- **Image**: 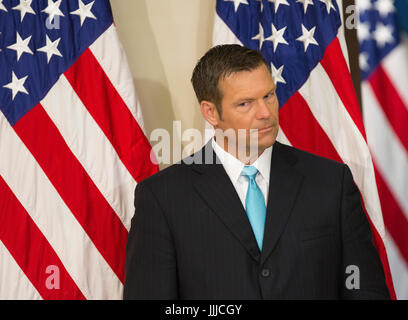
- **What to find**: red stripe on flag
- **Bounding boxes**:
[320,38,367,141]
[13,105,128,283]
[64,49,158,183]
[279,92,343,163]
[0,176,86,300]
[373,161,408,266]
[320,39,397,299]
[368,66,408,153]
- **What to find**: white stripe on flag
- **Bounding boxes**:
[298,63,385,240]
[0,240,42,300]
[386,235,408,299]
[382,39,408,108]
[0,112,122,300]
[213,14,242,46]
[41,75,136,230]
[276,127,292,146]
[336,4,351,71]
[90,24,146,134]
[362,82,408,217]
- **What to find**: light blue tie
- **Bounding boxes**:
[241,166,266,250]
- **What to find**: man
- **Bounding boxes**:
[124,44,390,299]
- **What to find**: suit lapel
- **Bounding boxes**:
[260,141,304,265]
[191,143,261,263]
[190,141,304,265]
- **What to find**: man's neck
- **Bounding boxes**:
[214,138,264,165]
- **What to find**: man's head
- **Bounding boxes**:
[191,44,279,157]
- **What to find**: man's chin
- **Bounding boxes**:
[256,135,276,150]
[243,140,274,158]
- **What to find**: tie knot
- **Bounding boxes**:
[241,165,258,179]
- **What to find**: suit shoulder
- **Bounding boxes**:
[276,141,345,173]
[138,144,211,188]
[137,161,191,189]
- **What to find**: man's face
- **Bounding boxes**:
[215,64,279,155]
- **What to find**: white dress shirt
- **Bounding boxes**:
[211,138,272,209]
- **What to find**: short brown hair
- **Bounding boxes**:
[191,44,270,117]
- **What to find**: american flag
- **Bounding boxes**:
[213,0,396,298]
[357,0,408,299]
[0,0,157,299]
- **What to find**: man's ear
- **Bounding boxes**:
[200,101,221,127]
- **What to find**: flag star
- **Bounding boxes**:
[269,0,290,13]
[70,0,97,26]
[12,0,35,22]
[297,0,314,14]
[356,0,372,12]
[0,0,7,12]
[42,0,64,23]
[271,63,286,85]
[223,0,249,12]
[373,22,394,47]
[357,21,371,42]
[252,23,265,50]
[319,0,336,14]
[374,0,395,17]
[3,72,29,100]
[37,35,63,63]
[297,24,319,51]
[265,24,288,52]
[359,52,369,71]
[7,32,34,61]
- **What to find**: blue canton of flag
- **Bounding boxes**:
[357,0,400,80]
[216,0,341,107]
[0,0,113,126]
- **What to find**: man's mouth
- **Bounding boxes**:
[257,125,273,133]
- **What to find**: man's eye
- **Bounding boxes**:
[265,92,275,99]
[238,102,249,107]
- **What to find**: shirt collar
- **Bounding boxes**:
[252,144,272,182]
[211,138,273,183]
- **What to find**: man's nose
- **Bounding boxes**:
[256,99,272,119]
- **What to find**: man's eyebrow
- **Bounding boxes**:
[265,88,276,95]
[234,88,276,102]
[235,97,255,104]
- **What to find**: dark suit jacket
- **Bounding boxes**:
[124,141,390,299]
